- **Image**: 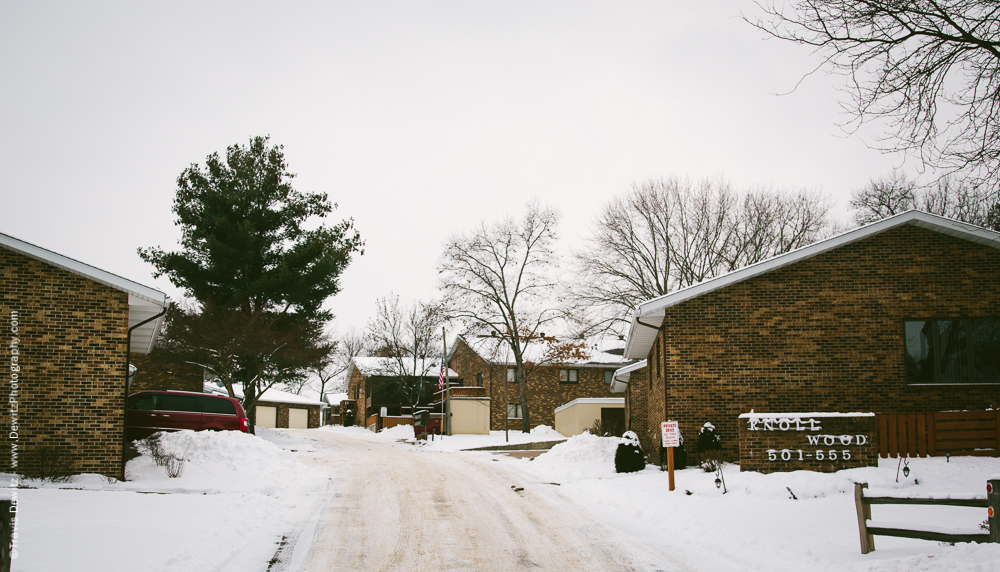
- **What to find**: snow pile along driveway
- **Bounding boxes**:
[13,430,326,572]
[126,429,313,495]
[499,432,1000,572]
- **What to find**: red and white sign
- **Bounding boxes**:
[661,421,680,447]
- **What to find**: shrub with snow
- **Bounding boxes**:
[615,431,646,473]
[695,422,723,472]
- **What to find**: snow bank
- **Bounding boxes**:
[16,430,327,572]
[376,424,415,440]
[523,432,635,482]
[534,432,619,465]
[497,450,1000,572]
[125,430,321,495]
[844,543,1000,572]
[529,424,564,438]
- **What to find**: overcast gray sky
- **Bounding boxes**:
[1,1,906,333]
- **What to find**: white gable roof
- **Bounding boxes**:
[0,231,167,354]
[623,210,1000,359]
[351,356,459,379]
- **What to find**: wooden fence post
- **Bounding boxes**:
[854,482,874,554]
[989,479,999,544]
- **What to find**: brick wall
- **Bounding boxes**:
[637,225,1000,463]
[451,337,621,432]
[130,350,203,393]
[0,247,129,478]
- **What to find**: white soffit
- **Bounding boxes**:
[623,210,1000,360]
[0,231,167,355]
[610,359,647,393]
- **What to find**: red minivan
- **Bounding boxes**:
[126,390,249,440]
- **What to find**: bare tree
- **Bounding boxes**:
[848,171,919,225]
[748,1,1000,187]
[301,327,370,403]
[850,172,1000,229]
[439,202,562,432]
[365,294,446,414]
[572,177,832,333]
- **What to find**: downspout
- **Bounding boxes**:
[120,307,166,481]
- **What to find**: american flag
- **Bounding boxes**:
[438,359,446,390]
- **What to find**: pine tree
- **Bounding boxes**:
[139,136,362,431]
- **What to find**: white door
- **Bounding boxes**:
[256,406,277,428]
[289,408,309,429]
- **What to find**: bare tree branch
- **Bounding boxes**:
[748,1,1000,188]
[439,202,563,432]
[570,177,832,334]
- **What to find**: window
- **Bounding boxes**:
[559,369,578,383]
[128,394,157,411]
[160,394,199,412]
[507,368,516,382]
[507,403,523,418]
[200,395,236,415]
[604,370,614,385]
[905,319,1000,384]
[476,372,484,387]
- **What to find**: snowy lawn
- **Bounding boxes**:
[496,432,1000,572]
[9,429,327,572]
[317,422,567,452]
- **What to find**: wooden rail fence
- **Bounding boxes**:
[854,481,999,554]
[876,411,1000,458]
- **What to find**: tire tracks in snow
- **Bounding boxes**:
[279,430,694,572]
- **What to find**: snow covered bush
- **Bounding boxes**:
[695,422,723,472]
[615,431,646,473]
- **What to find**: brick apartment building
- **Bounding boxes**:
[615,211,1000,460]
[450,335,633,432]
[0,231,167,478]
[346,357,460,420]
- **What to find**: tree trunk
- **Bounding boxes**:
[518,363,530,433]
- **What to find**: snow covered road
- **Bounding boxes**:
[278,429,685,572]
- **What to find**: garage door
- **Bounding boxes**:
[256,406,277,428]
[289,408,309,429]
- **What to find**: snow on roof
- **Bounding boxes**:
[257,387,326,406]
[554,397,624,414]
[0,230,168,354]
[462,335,633,367]
[624,210,1000,359]
[324,392,348,406]
[202,382,324,406]
[351,357,459,378]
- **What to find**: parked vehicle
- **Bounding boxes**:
[126,390,249,440]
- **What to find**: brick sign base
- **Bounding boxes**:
[739,412,877,473]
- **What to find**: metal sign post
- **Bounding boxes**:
[661,420,680,491]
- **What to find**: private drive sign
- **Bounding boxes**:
[737,411,877,473]
[661,421,680,447]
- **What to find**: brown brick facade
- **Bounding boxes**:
[130,350,203,393]
[451,337,621,432]
[631,225,1000,464]
[0,247,129,477]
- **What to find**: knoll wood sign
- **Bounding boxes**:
[738,412,877,473]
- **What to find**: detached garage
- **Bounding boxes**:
[555,398,625,437]
[251,388,324,430]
